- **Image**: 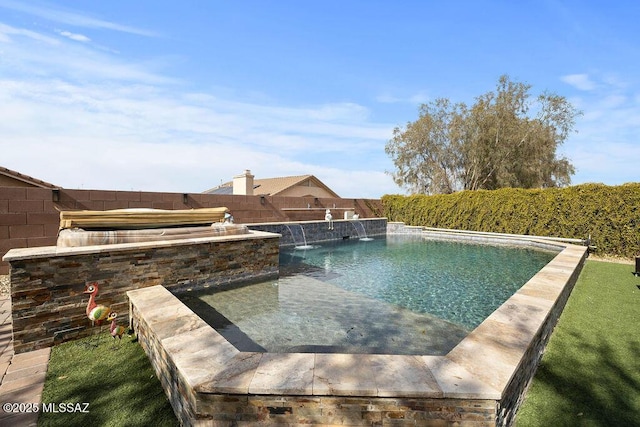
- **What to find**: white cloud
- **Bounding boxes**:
[599,94,626,109]
[311,169,399,198]
[562,83,640,185]
[0,20,400,198]
[568,139,640,184]
[561,73,597,91]
[0,22,174,84]
[376,90,429,105]
[58,30,90,43]
[408,92,429,104]
[0,0,157,37]
[0,22,60,45]
[375,93,401,104]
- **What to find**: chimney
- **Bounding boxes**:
[233,170,254,195]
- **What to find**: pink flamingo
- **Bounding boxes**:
[83,282,111,342]
[107,312,127,340]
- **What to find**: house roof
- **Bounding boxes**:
[0,166,59,189]
[204,174,340,198]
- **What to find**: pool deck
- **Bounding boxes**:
[0,295,50,427]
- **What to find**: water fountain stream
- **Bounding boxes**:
[351,220,373,241]
[284,224,314,249]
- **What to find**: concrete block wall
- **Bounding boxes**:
[0,186,384,274]
[0,187,60,274]
[4,232,279,353]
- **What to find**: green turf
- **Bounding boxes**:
[515,260,640,427]
[39,331,178,426]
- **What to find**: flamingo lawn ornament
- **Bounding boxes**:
[325,209,333,230]
[107,312,127,346]
[84,282,111,343]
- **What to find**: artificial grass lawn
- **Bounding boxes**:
[39,332,178,426]
[515,260,640,427]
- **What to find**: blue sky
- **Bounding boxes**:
[1,1,638,198]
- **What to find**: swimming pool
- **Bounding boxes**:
[179,235,558,355]
[129,225,588,426]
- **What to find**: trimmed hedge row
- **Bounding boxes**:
[381,183,640,258]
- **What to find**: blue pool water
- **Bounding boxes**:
[179,235,558,355]
[280,235,557,329]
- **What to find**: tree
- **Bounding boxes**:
[385,75,580,194]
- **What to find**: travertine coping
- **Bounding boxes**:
[127,239,587,401]
[2,230,277,262]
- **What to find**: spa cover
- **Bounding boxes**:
[59,207,229,230]
[57,223,249,247]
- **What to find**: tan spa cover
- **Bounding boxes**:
[59,207,229,230]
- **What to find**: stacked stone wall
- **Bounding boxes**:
[496,251,587,426]
[5,233,279,353]
[130,292,498,426]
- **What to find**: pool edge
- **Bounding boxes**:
[128,232,588,426]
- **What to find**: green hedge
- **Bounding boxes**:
[382,183,640,258]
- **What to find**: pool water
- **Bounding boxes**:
[179,235,558,355]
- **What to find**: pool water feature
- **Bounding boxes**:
[179,236,557,356]
[350,219,373,240]
[284,223,314,250]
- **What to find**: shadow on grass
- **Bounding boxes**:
[519,333,640,426]
[516,260,640,427]
[39,333,178,427]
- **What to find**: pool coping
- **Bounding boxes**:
[2,229,278,262]
[127,233,588,404]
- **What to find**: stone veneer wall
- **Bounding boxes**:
[4,231,279,353]
[248,218,387,246]
[495,251,585,426]
[129,287,498,427]
[193,395,496,426]
[386,221,424,235]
